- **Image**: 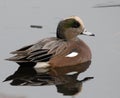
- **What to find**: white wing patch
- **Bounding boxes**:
[34,62,50,68]
[34,62,50,73]
[65,52,78,57]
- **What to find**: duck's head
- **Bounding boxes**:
[57,16,95,40]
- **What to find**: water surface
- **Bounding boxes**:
[0,0,120,98]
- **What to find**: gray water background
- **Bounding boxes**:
[0,0,120,98]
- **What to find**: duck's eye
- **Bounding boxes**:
[72,21,80,28]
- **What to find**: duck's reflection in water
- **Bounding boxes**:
[4,61,93,96]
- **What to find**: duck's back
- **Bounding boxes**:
[7,37,91,67]
[7,37,66,63]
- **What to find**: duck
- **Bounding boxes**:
[7,16,94,68]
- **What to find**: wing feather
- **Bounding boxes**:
[6,37,67,64]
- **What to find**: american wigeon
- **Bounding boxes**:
[7,16,94,68]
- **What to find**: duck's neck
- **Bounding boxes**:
[57,31,78,41]
[57,31,65,39]
[57,25,78,40]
